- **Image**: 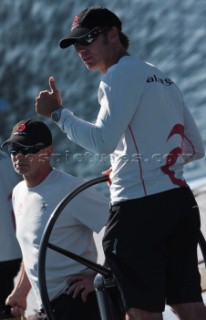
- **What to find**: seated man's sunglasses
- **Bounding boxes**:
[7,143,45,155]
[73,28,105,47]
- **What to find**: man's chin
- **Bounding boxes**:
[84,62,98,71]
[15,165,27,175]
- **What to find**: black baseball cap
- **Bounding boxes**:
[59,7,122,49]
[1,118,52,147]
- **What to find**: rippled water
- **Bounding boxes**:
[0,0,206,182]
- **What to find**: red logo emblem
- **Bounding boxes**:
[72,15,79,28]
[16,123,26,132]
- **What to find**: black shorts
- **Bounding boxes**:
[40,291,100,320]
[103,187,202,313]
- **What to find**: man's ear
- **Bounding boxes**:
[108,27,119,43]
[47,145,53,155]
[42,145,53,160]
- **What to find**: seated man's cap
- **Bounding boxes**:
[59,7,122,49]
[1,118,52,147]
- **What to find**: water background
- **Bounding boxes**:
[0,0,206,184]
[2,2,206,318]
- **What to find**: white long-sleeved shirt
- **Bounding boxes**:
[57,56,205,204]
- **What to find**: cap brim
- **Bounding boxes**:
[1,141,9,147]
[59,26,91,49]
[1,136,37,148]
[59,38,76,48]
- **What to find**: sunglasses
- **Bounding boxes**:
[7,144,45,156]
[73,28,105,47]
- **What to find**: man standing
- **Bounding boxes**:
[35,7,206,320]
[2,118,109,320]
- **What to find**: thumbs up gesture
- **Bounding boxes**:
[35,76,63,118]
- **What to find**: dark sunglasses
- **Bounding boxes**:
[7,144,45,155]
[73,28,105,47]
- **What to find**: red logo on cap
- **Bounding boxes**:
[17,123,26,132]
[72,15,79,27]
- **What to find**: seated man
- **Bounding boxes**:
[2,118,109,320]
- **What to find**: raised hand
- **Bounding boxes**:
[35,76,63,118]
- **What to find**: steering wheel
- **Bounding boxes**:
[38,175,111,320]
[38,175,206,320]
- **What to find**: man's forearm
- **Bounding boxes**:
[15,261,31,296]
[6,261,31,311]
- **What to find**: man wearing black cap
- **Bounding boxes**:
[2,118,109,320]
[35,6,206,320]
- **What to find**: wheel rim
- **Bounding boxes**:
[38,176,109,320]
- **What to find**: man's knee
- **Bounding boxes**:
[171,301,206,320]
[125,307,163,320]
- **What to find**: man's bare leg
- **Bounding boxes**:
[171,301,206,320]
[125,307,163,320]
